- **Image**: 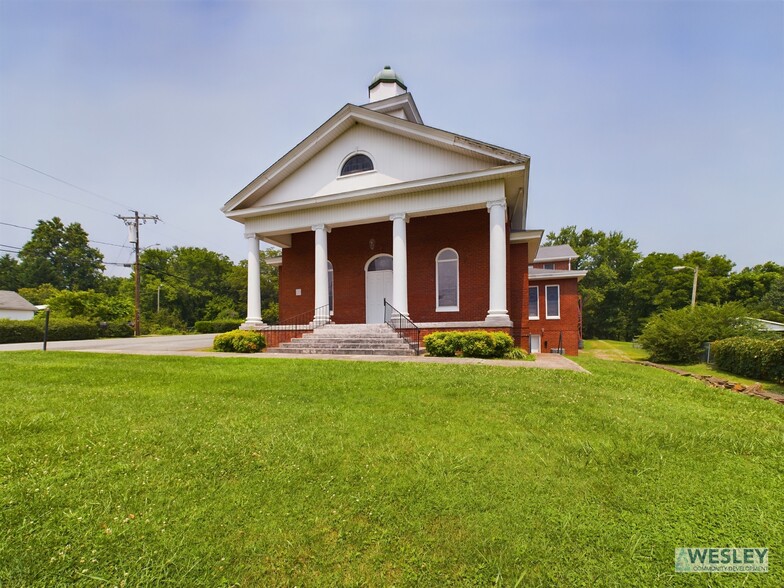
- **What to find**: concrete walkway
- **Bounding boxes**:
[0,334,589,372]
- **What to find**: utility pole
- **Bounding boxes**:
[117,211,160,336]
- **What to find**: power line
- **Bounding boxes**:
[0,220,131,249]
[0,248,20,255]
[0,221,34,231]
[0,177,118,217]
[0,243,22,250]
[0,153,133,211]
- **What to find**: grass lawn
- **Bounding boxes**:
[581,340,784,394]
[1,352,782,586]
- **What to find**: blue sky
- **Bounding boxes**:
[1,0,782,275]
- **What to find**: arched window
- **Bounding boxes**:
[436,248,459,311]
[340,153,374,176]
[327,260,334,314]
[367,254,393,272]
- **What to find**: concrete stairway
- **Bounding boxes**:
[267,323,417,356]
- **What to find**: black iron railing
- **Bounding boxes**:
[384,299,420,355]
[273,304,331,330]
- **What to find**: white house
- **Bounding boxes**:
[0,290,37,321]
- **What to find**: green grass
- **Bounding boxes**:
[1,352,782,586]
[581,339,649,362]
[582,339,784,394]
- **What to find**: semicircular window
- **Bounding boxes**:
[340,154,374,176]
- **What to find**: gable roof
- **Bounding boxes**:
[534,244,579,263]
[0,290,37,312]
[222,100,528,214]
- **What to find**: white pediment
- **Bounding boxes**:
[244,123,497,209]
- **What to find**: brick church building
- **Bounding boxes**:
[222,67,585,355]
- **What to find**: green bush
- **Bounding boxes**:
[99,321,134,339]
[213,330,267,353]
[0,319,43,343]
[504,348,532,360]
[0,318,102,343]
[712,337,784,384]
[638,303,756,364]
[46,319,99,341]
[423,331,514,359]
[194,319,244,334]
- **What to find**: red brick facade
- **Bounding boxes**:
[527,278,581,354]
[276,209,583,355]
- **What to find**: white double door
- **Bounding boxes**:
[365,270,393,324]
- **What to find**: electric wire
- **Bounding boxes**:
[0,154,133,211]
[0,177,118,216]
[0,220,131,249]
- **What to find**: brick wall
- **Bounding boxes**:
[528,277,581,355]
[279,209,491,324]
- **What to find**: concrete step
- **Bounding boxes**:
[267,347,413,356]
[267,323,417,356]
[280,337,412,347]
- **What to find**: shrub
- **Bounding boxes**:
[99,321,134,339]
[46,319,99,341]
[0,319,43,343]
[423,331,514,359]
[638,303,756,364]
[213,330,267,353]
[195,319,244,334]
[504,348,532,360]
[712,337,784,384]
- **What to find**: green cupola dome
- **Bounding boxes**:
[369,65,407,91]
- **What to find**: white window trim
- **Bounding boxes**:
[337,151,376,178]
[528,285,539,320]
[435,247,459,312]
[545,284,560,319]
[327,260,334,316]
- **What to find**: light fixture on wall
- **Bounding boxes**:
[369,238,376,250]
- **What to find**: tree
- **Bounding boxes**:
[18,217,104,290]
[0,254,21,291]
[137,246,279,326]
[544,226,640,340]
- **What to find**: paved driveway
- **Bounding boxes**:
[0,334,588,372]
[0,334,216,354]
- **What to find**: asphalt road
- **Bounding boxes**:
[0,333,216,353]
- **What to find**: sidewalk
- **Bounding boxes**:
[0,334,589,372]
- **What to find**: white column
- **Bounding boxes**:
[390,213,409,317]
[244,233,264,328]
[486,199,510,323]
[312,224,330,324]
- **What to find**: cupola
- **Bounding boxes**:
[368,65,407,102]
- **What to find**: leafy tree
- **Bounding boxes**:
[0,254,21,290]
[759,277,784,322]
[136,246,279,326]
[544,226,640,339]
[18,284,60,305]
[18,218,104,290]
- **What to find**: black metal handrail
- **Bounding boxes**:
[273,304,331,329]
[383,299,421,355]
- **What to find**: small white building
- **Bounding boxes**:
[0,291,37,321]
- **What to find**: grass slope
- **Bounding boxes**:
[1,352,782,587]
[583,339,784,394]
